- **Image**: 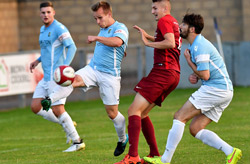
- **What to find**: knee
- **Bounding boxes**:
[106,107,118,120]
[173,112,179,120]
[30,102,41,114]
[189,124,202,137]
[73,75,84,87]
[127,106,133,116]
[52,105,65,117]
[127,104,137,117]
[107,112,116,119]
[141,113,148,119]
[189,125,196,137]
[174,111,185,122]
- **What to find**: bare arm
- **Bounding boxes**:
[184,49,210,81]
[133,25,175,49]
[133,25,155,42]
[87,36,123,47]
[30,59,40,73]
[146,33,175,49]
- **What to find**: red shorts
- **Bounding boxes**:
[134,68,180,106]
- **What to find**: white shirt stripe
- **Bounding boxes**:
[113,48,118,77]
[210,60,229,90]
[195,54,210,63]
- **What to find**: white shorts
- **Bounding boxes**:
[189,85,233,123]
[32,79,66,106]
[75,65,121,105]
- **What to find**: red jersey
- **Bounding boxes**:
[154,14,182,72]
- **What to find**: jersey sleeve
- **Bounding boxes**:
[158,18,174,36]
[113,24,129,46]
[63,44,76,65]
[37,56,41,62]
[56,24,76,65]
[192,46,210,71]
[57,24,75,47]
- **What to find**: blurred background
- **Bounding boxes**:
[0,0,250,110]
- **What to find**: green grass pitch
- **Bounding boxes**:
[0,87,249,163]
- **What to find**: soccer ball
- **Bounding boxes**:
[53,65,75,86]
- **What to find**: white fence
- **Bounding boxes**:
[0,52,43,97]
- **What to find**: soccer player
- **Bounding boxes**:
[144,13,242,164]
[30,1,84,152]
[115,0,181,163]
[41,1,129,156]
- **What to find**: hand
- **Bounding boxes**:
[87,36,97,44]
[188,73,199,84]
[30,60,40,73]
[184,49,194,66]
[133,25,145,34]
[184,49,191,60]
[133,25,149,46]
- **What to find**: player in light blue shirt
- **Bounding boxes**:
[38,19,76,81]
[42,1,129,156]
[89,21,128,77]
[29,1,84,153]
[145,13,242,164]
[189,34,233,91]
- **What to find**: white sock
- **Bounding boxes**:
[58,112,80,142]
[50,85,73,103]
[112,112,126,142]
[195,129,233,156]
[162,119,185,163]
[37,108,59,123]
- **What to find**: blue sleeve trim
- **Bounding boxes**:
[37,56,41,62]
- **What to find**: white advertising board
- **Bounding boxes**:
[0,52,43,97]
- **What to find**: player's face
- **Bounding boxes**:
[179,22,190,39]
[93,7,111,28]
[151,2,166,21]
[40,7,55,27]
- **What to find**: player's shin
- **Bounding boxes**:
[128,115,141,157]
[37,108,59,123]
[141,116,160,157]
[112,112,126,142]
[59,112,80,142]
[113,112,128,156]
[162,119,185,163]
[195,129,233,156]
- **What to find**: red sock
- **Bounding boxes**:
[128,115,141,157]
[141,116,160,157]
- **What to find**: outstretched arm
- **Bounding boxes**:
[133,25,175,49]
[87,36,123,47]
[133,25,155,42]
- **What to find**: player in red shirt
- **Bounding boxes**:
[115,0,181,163]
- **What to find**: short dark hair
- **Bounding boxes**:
[182,13,204,34]
[91,1,112,14]
[152,0,169,2]
[40,1,53,9]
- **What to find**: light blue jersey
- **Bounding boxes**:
[38,19,76,81]
[189,34,233,90]
[89,21,129,77]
